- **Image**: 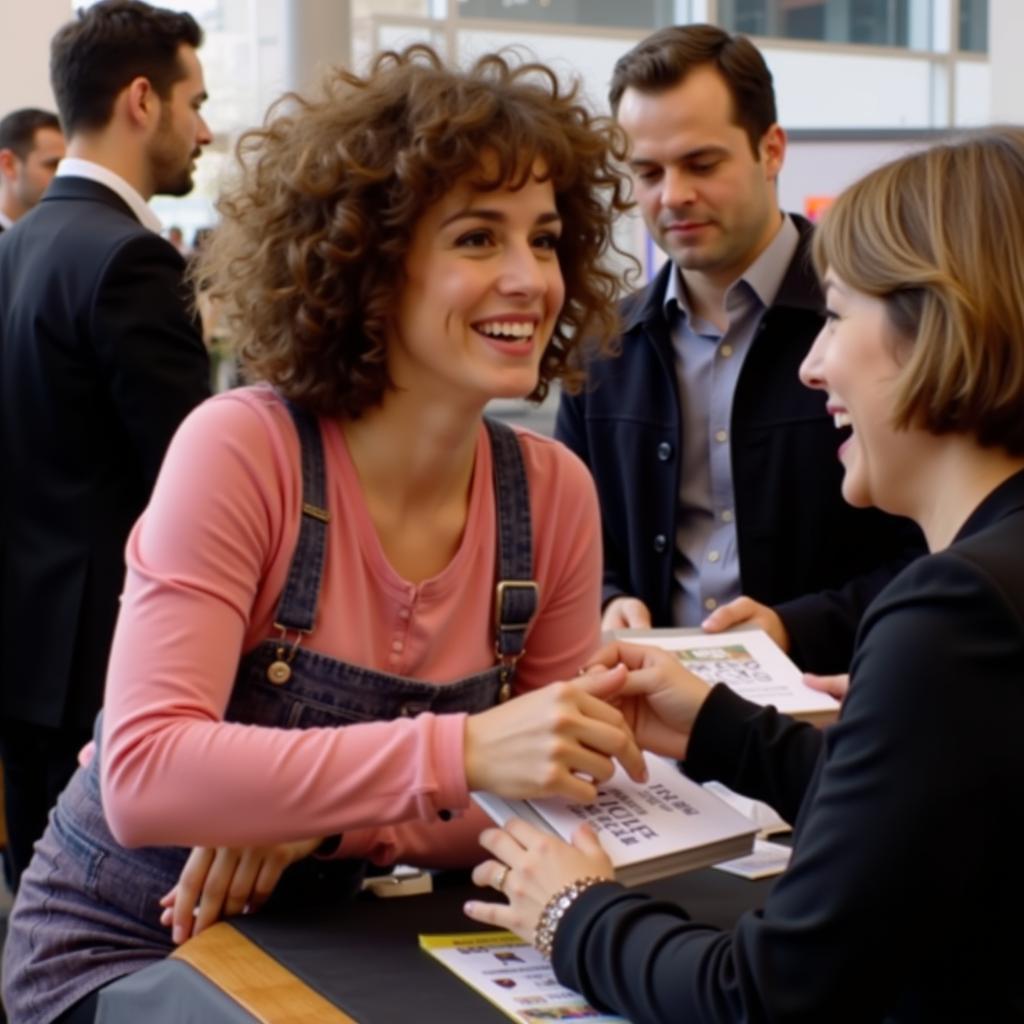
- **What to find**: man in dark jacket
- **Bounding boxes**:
[0,0,212,887]
[556,24,922,674]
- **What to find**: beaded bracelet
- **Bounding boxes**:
[533,876,607,959]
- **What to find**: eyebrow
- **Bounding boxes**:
[439,208,562,229]
[628,145,728,170]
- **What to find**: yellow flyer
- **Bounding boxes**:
[419,931,628,1022]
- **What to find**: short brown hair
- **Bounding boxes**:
[609,24,776,157]
[50,0,202,136]
[813,127,1024,455]
[0,108,61,159]
[196,45,632,418]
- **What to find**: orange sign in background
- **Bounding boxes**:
[804,195,836,222]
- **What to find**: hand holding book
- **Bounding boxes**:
[464,816,616,951]
[700,593,790,651]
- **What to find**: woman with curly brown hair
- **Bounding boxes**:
[2,45,641,1024]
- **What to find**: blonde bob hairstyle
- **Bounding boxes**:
[812,126,1024,455]
[195,45,632,418]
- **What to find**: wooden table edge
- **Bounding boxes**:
[171,921,357,1024]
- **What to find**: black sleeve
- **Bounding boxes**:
[90,232,211,489]
[552,552,1023,1023]
[554,387,630,611]
[683,684,823,824]
[773,521,925,673]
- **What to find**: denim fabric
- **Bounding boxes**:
[2,407,535,1024]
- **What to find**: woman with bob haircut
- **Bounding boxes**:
[3,45,643,1024]
[466,126,1024,1022]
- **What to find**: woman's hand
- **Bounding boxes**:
[587,642,714,759]
[464,819,614,945]
[464,667,646,804]
[701,595,790,651]
[159,838,322,944]
[804,672,850,702]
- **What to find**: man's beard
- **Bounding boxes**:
[158,162,195,197]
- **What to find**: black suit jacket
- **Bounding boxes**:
[0,176,210,729]
[555,216,924,672]
[555,469,1024,1022]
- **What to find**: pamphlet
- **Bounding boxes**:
[420,931,627,1023]
[473,752,756,886]
[613,627,840,725]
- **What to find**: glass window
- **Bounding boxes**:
[719,1,913,48]
[353,0,435,16]
[959,0,987,52]
[454,0,683,30]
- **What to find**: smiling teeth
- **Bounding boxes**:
[478,322,534,339]
[834,412,852,429]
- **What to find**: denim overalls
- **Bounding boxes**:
[2,404,538,1024]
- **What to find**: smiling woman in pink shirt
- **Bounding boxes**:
[2,45,639,1024]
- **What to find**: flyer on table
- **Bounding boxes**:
[420,931,628,1023]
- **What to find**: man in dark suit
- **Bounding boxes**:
[0,108,65,232]
[556,25,922,674]
[0,0,212,887]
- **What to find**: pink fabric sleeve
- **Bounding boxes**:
[101,394,469,848]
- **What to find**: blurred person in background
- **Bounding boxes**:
[0,108,64,230]
[556,24,923,681]
[0,0,211,894]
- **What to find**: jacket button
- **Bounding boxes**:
[653,534,668,553]
[656,441,672,461]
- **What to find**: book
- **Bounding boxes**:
[472,752,756,887]
[612,627,840,726]
[419,930,627,1023]
[713,839,792,880]
[702,780,791,838]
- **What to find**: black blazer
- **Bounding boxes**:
[555,469,1024,1022]
[556,216,924,672]
[0,176,210,729]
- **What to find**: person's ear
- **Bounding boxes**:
[121,76,161,132]
[0,148,18,182]
[760,123,786,182]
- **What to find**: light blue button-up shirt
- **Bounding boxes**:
[667,214,800,626]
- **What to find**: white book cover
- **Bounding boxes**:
[614,627,840,725]
[473,753,756,886]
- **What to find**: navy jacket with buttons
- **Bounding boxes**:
[555,216,924,673]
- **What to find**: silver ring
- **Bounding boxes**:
[494,864,510,893]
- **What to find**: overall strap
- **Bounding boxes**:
[484,417,538,666]
[273,400,331,638]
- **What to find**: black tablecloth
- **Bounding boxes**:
[97,865,778,1024]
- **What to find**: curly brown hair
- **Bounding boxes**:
[195,45,633,418]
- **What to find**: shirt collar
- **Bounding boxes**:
[56,157,163,234]
[663,213,800,322]
[0,209,14,231]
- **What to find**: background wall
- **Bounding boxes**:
[0,0,71,110]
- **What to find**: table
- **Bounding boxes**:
[95,866,779,1024]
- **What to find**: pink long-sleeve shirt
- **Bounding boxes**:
[100,386,601,867]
